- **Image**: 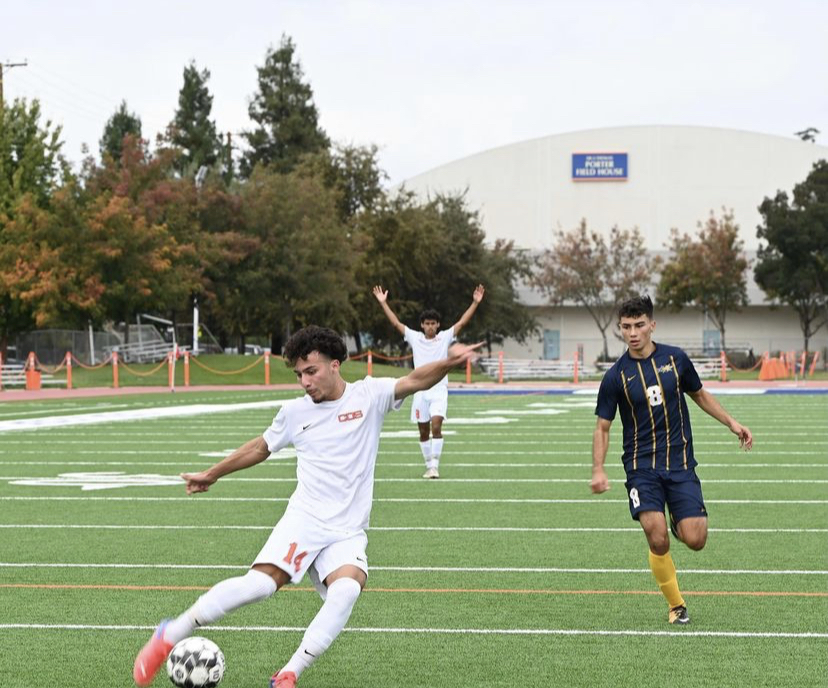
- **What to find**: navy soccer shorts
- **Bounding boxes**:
[623,468,707,523]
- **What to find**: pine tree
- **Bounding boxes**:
[99,100,142,162]
[241,35,330,176]
[168,61,221,176]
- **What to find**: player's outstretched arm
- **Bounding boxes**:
[394,342,483,400]
[372,285,405,335]
[452,284,485,336]
[181,436,271,494]
[687,389,753,450]
[591,417,612,493]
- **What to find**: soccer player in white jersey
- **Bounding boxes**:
[373,284,485,478]
[132,326,481,688]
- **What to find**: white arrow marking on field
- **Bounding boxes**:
[9,472,183,491]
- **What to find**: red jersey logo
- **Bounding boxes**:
[338,410,364,423]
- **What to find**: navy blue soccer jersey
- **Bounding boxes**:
[595,343,703,473]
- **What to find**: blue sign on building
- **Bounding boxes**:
[572,153,628,181]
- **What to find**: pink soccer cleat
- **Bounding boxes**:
[270,671,297,688]
[133,620,174,686]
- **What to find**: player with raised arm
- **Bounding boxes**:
[373,284,485,478]
[591,295,753,624]
[132,325,481,688]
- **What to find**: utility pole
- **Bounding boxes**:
[0,60,28,109]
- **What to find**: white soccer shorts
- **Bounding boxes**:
[410,387,448,423]
[252,508,368,598]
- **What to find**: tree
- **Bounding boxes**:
[99,100,142,162]
[83,136,201,343]
[658,209,749,351]
[240,164,356,350]
[297,143,386,223]
[534,221,660,361]
[795,127,820,143]
[755,160,828,351]
[241,36,330,176]
[166,61,221,176]
[0,97,66,214]
[358,191,536,352]
[0,184,104,331]
[0,97,68,354]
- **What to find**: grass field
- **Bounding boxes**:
[0,388,826,687]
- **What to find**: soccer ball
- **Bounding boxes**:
[166,636,225,688]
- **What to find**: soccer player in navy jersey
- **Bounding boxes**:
[591,295,753,624]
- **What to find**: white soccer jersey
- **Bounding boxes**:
[404,325,455,387]
[262,377,401,533]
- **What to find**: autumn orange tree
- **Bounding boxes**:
[658,209,749,352]
[534,220,659,361]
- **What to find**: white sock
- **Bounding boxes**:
[164,569,277,644]
[431,438,444,468]
[419,440,432,467]
[281,577,361,678]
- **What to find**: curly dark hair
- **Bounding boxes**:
[283,326,348,366]
[617,294,654,321]
[419,309,441,324]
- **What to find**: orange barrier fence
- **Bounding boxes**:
[3,346,824,391]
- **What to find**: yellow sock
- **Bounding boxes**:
[648,550,685,608]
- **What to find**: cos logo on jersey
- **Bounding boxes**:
[338,410,364,423]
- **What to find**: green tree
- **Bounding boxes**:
[359,191,535,352]
[298,143,386,223]
[0,97,66,214]
[658,209,749,351]
[166,61,221,176]
[240,164,356,350]
[99,100,142,162]
[241,36,330,176]
[755,160,828,351]
[534,220,660,361]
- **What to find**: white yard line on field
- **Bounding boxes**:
[0,524,824,533]
[2,562,826,575]
[0,622,824,639]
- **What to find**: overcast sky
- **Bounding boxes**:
[3,0,826,184]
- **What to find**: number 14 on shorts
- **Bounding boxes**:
[283,542,309,573]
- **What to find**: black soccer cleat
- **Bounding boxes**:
[668,605,690,625]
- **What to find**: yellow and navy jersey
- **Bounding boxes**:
[595,343,703,473]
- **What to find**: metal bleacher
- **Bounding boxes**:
[479,355,724,381]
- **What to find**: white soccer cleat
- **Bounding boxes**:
[422,467,440,479]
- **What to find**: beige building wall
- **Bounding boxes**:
[402,126,828,363]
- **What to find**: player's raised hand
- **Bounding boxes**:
[372,285,388,303]
[591,467,610,494]
[731,422,753,451]
[181,470,216,494]
[473,284,485,302]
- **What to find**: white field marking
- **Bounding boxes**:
[0,404,131,418]
[0,524,824,534]
[1,495,825,506]
[1,450,826,458]
[0,623,824,639]
[3,474,827,485]
[443,417,516,424]
[1,460,825,470]
[2,562,826,575]
[0,400,285,433]
[378,430,458,438]
[476,409,569,416]
[526,401,598,408]
[7,473,183,491]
